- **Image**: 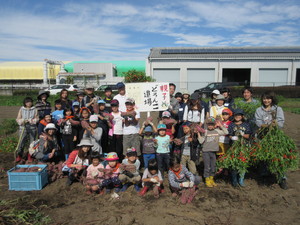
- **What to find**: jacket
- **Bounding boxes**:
[255,105,285,128]
[16,106,39,128]
[174,134,199,162]
[198,127,228,152]
[168,166,195,189]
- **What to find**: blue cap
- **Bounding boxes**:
[157,124,167,130]
[72,101,80,107]
[234,109,244,115]
[97,99,106,104]
[144,126,153,133]
[116,82,125,89]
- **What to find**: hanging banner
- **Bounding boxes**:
[126,82,170,112]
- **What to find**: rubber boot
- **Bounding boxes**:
[120,183,129,192]
[15,155,22,163]
[209,176,217,187]
[27,153,33,163]
[139,186,148,196]
[205,177,213,188]
[238,173,245,187]
[279,178,288,190]
[231,171,238,187]
[134,184,141,192]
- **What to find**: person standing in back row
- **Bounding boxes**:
[113,82,127,112]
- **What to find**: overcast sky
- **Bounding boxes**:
[1,0,299,61]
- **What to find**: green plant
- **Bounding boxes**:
[217,138,251,175]
[254,126,298,181]
[123,69,155,83]
[0,197,51,224]
[291,108,300,114]
[0,119,18,136]
[0,136,18,153]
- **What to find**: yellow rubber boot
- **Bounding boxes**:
[209,176,217,187]
[205,177,213,188]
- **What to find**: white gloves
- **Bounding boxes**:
[189,181,194,188]
[150,178,157,183]
[231,136,239,141]
[181,182,190,188]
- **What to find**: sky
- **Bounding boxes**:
[0,0,299,61]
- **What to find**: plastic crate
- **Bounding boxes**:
[7,164,48,191]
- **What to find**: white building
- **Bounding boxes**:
[146,47,300,93]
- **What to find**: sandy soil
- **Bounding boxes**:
[0,111,299,225]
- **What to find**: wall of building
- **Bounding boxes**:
[147,59,300,92]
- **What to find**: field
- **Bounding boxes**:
[0,104,299,225]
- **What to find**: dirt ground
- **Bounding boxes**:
[0,110,299,225]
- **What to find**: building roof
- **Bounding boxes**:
[148,46,300,60]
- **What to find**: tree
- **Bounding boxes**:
[123,70,155,83]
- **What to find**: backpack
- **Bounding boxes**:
[28,140,40,156]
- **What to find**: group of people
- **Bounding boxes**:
[15,81,287,202]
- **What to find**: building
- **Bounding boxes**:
[147,47,300,93]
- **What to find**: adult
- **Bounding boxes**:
[220,87,235,110]
[241,87,258,103]
[168,83,180,118]
[254,91,286,189]
[36,90,51,120]
[35,123,59,162]
[83,85,100,113]
[113,82,127,112]
[63,138,92,185]
[208,89,220,110]
[181,89,190,104]
[255,91,284,129]
[57,89,72,110]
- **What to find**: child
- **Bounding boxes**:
[74,91,85,108]
[168,156,199,204]
[160,111,176,140]
[63,138,92,186]
[108,99,124,160]
[83,85,100,113]
[174,123,199,175]
[218,108,232,156]
[197,117,228,187]
[103,87,113,113]
[83,115,103,154]
[51,100,64,124]
[58,107,80,160]
[72,101,81,118]
[16,97,39,162]
[35,123,59,163]
[209,94,226,120]
[139,159,163,198]
[35,90,51,121]
[38,113,52,136]
[119,148,141,192]
[228,109,252,187]
[86,153,103,194]
[94,99,110,153]
[100,152,122,194]
[122,98,141,157]
[154,124,171,175]
[183,92,205,129]
[139,119,157,168]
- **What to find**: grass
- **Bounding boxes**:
[0,197,51,225]
[278,98,300,112]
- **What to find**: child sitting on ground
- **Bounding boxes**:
[197,117,228,188]
[119,148,141,192]
[139,159,163,198]
[86,153,103,194]
[99,152,122,194]
[139,118,157,168]
[168,156,200,204]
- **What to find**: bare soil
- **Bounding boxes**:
[0,111,299,225]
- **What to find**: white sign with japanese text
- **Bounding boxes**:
[126,82,170,112]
